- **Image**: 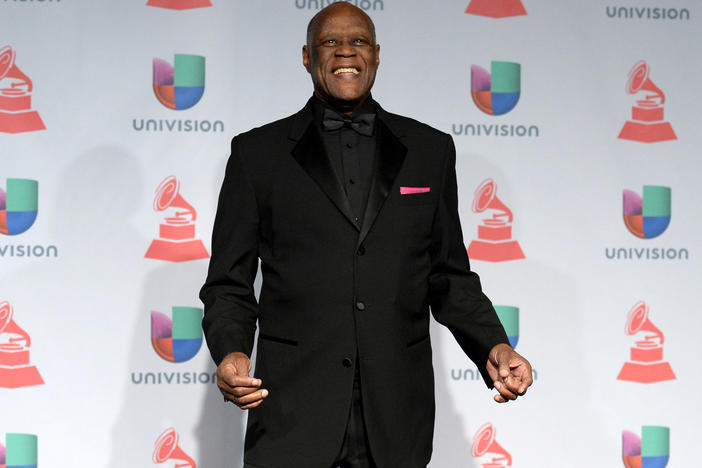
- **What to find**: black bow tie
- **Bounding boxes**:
[322,108,376,136]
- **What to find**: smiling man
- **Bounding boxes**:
[200,3,533,468]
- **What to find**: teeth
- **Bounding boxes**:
[334,68,359,75]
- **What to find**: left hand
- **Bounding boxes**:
[486,343,533,403]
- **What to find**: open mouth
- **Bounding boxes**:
[333,67,360,75]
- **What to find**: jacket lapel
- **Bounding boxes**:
[358,110,407,246]
[290,103,359,230]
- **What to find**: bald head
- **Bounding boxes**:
[306,3,376,46]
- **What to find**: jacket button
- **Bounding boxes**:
[342,357,353,367]
[356,301,365,311]
[357,245,366,256]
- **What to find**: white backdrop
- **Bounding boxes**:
[1,0,700,466]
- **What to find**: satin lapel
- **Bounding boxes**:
[291,123,359,230]
[358,119,407,246]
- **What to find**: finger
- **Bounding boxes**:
[233,389,269,407]
[494,380,517,401]
[240,399,265,410]
[498,357,511,379]
[493,393,507,403]
[220,374,262,390]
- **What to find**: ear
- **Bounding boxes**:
[302,45,311,73]
[375,44,380,66]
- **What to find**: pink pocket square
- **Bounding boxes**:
[400,186,431,195]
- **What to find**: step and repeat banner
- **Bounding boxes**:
[1,0,699,466]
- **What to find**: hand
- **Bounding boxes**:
[217,352,268,409]
[486,343,533,403]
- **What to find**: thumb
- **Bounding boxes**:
[497,351,510,378]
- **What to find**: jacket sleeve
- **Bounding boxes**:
[200,136,259,365]
[428,135,510,388]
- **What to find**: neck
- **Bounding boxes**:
[313,91,370,115]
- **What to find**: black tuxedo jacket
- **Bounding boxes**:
[200,99,509,468]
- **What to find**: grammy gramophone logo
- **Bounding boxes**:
[0,301,44,389]
[617,301,675,384]
[618,60,676,143]
[0,46,45,134]
[467,178,525,262]
[465,0,526,18]
[147,0,212,9]
[623,426,670,468]
[1,433,38,468]
[145,175,209,262]
[153,428,197,468]
[471,422,512,467]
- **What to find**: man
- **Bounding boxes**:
[200,3,532,468]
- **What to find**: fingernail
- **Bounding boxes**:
[253,379,261,386]
[262,389,269,397]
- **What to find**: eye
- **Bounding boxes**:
[322,39,337,46]
[352,38,367,45]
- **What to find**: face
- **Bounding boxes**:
[302,5,380,113]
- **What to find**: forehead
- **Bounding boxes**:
[313,8,374,39]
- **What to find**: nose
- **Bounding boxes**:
[334,40,357,57]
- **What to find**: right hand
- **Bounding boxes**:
[217,352,268,409]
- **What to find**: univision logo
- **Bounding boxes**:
[0,433,37,468]
[622,426,670,468]
[623,185,670,239]
[0,178,37,236]
[495,305,518,348]
[453,60,540,138]
[151,306,203,363]
[471,61,520,116]
[606,185,688,261]
[131,306,213,385]
[133,54,223,133]
[153,54,205,110]
[0,178,58,259]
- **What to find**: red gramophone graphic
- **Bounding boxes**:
[617,301,675,383]
[467,178,524,262]
[471,422,512,467]
[145,175,209,262]
[618,60,676,143]
[0,46,45,134]
[0,301,44,389]
[146,0,212,9]
[465,0,527,18]
[153,428,197,468]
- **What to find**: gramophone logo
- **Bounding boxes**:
[623,426,669,468]
[0,301,44,389]
[471,61,520,116]
[618,61,676,143]
[153,54,205,110]
[617,301,675,383]
[153,428,196,468]
[0,46,45,134]
[471,422,512,467]
[623,185,670,239]
[495,305,518,348]
[0,433,38,468]
[151,307,203,363]
[1,179,38,236]
[145,175,209,262]
[465,0,526,18]
[147,0,212,10]
[467,178,525,262]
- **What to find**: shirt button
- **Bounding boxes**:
[357,245,366,256]
[342,357,353,367]
[349,179,355,185]
[356,301,365,311]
